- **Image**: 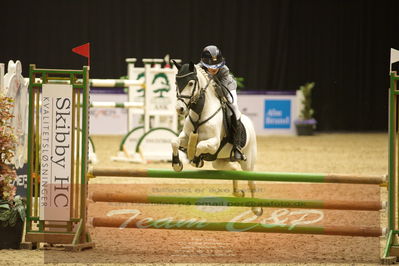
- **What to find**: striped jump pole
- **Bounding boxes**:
[89,79,143,88]
[88,167,387,185]
[90,102,144,109]
[90,191,385,211]
[24,78,144,87]
[37,101,143,109]
[89,216,384,237]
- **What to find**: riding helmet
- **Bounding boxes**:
[200,45,225,69]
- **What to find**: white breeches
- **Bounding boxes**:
[227,89,240,119]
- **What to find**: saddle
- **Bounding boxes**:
[197,100,246,162]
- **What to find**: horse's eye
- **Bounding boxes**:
[188,81,194,86]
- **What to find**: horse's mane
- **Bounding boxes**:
[195,64,217,92]
[195,64,206,76]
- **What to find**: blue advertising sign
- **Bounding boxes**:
[264,100,291,129]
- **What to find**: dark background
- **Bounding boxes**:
[2,0,399,131]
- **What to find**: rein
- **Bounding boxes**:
[189,105,223,133]
[176,67,223,133]
[186,74,223,133]
[175,64,231,162]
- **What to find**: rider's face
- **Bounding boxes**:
[207,68,219,75]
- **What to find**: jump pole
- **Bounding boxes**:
[89,167,386,185]
[89,79,142,87]
[89,216,384,237]
[90,191,385,211]
[23,78,144,87]
[90,102,144,109]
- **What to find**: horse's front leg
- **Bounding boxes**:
[171,131,188,172]
[191,137,220,168]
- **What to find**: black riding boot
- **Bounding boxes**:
[230,119,246,162]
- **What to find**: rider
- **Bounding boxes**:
[199,45,245,162]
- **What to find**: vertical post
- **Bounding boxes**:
[75,85,81,218]
[70,75,76,220]
[126,58,137,131]
[0,63,4,93]
[389,72,398,231]
[143,60,152,132]
[34,80,40,219]
[80,66,89,243]
[171,62,180,132]
[26,64,35,231]
[396,75,399,232]
[152,59,164,128]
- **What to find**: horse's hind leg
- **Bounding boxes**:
[240,147,263,216]
[212,159,244,197]
[247,180,263,216]
[232,180,245,197]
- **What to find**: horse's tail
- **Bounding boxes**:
[240,114,257,171]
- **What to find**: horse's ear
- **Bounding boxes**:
[172,60,181,70]
[189,61,195,72]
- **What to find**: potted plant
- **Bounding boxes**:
[230,72,245,90]
[295,82,317,135]
[0,95,26,249]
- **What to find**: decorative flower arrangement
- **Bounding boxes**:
[0,96,17,200]
[230,72,245,89]
[295,82,317,135]
[0,95,25,228]
[295,117,317,125]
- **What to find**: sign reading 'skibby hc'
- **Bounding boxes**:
[40,84,72,221]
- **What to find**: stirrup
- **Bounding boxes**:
[230,148,246,162]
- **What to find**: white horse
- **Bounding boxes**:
[171,62,262,216]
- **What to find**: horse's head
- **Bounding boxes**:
[173,61,199,116]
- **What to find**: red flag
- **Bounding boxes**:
[72,43,90,66]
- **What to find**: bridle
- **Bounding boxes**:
[175,71,199,110]
[175,66,222,132]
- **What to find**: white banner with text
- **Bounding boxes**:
[40,84,72,221]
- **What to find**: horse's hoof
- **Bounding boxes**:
[190,160,204,168]
[233,190,245,198]
[191,157,204,168]
[172,162,183,172]
[252,207,263,217]
[197,160,204,168]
